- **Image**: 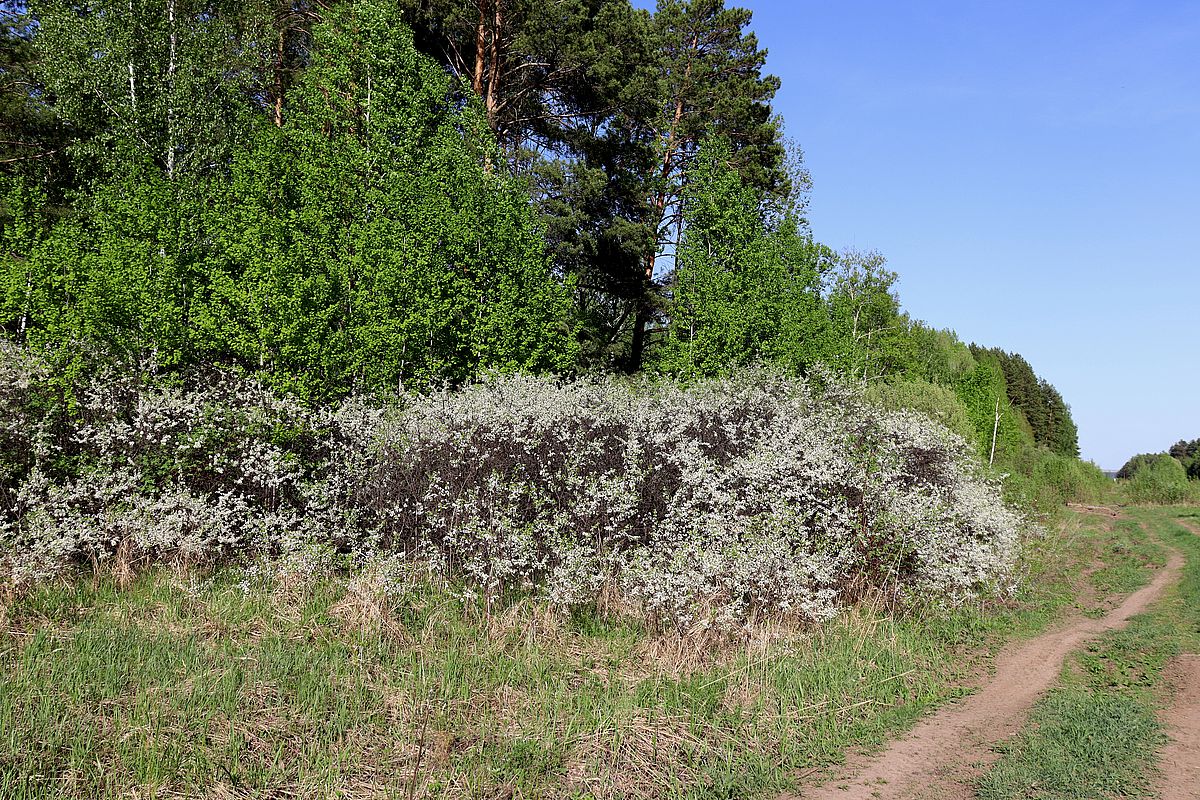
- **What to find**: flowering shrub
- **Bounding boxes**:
[0,344,1028,626]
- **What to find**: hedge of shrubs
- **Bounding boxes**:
[1,344,1029,628]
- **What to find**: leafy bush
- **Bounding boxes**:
[1013,452,1114,511]
[865,377,975,444]
[1124,455,1191,505]
[0,346,1029,628]
[1116,453,1161,481]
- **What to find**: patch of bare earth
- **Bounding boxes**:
[785,522,1185,800]
[1157,655,1200,800]
[1157,517,1200,800]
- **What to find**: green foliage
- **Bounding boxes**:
[646,133,1096,519]
[953,358,1031,464]
[1169,438,1200,480]
[1119,440,1200,488]
[864,377,975,444]
[0,6,73,191]
[1,0,1105,520]
[826,249,913,383]
[1117,453,1161,481]
[33,0,263,185]
[655,137,829,376]
[1040,380,1080,459]
[4,2,576,399]
[1124,454,1191,505]
[903,323,977,384]
[21,163,201,373]
[971,346,1079,458]
[203,3,576,396]
[1009,452,1114,512]
[0,176,50,341]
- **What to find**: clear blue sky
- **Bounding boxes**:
[645,1,1200,469]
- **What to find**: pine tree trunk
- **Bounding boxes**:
[273,25,286,127]
[485,0,503,129]
[626,37,695,373]
[473,0,487,96]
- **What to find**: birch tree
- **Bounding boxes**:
[33,0,263,183]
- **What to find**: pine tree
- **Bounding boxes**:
[625,0,786,371]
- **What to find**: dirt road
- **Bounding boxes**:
[1156,518,1200,800]
[787,522,1185,800]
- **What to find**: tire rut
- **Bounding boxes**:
[1156,518,1200,800]
[786,519,1185,800]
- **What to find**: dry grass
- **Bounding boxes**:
[0,509,1160,799]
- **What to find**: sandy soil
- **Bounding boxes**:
[1157,654,1200,800]
[785,521,1185,800]
[1156,518,1200,800]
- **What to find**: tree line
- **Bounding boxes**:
[1,0,1082,485]
[1119,439,1200,482]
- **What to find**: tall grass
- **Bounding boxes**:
[0,509,1160,799]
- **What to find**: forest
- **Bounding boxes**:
[0,0,1111,610]
[1,0,1087,481]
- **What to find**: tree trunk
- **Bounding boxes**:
[127,0,138,118]
[626,287,651,373]
[484,0,503,129]
[273,25,286,127]
[165,0,177,180]
[473,0,487,96]
[625,36,696,372]
[989,396,1001,466]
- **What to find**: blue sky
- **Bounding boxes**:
[647,1,1200,468]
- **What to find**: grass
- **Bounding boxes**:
[0,509,1172,799]
[977,507,1200,800]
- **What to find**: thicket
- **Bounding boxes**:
[0,345,1027,627]
[1123,455,1192,505]
[1116,439,1200,504]
[0,0,1101,615]
[2,3,574,398]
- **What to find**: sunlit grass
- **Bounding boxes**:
[977,507,1200,800]
[0,509,1166,799]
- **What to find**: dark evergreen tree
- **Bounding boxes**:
[1168,438,1200,479]
[1,3,72,188]
[968,346,1078,458]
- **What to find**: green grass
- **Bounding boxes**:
[977,507,1200,800]
[1087,518,1166,597]
[0,510,1171,799]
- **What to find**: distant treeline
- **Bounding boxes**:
[1114,440,1200,504]
[1119,440,1200,481]
[1,1,1092,507]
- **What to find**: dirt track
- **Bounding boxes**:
[1158,654,1200,800]
[1156,518,1200,800]
[787,517,1185,800]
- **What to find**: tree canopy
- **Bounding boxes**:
[0,0,1086,496]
